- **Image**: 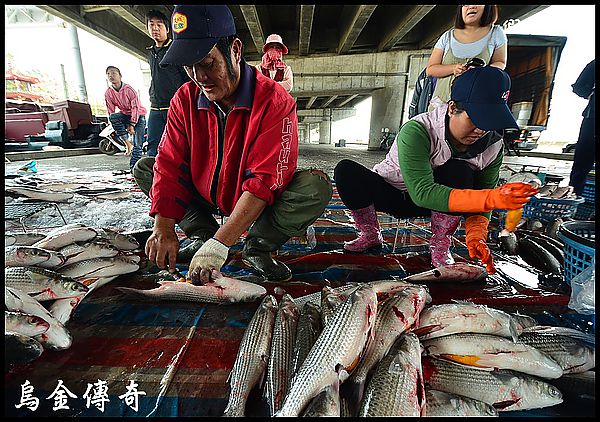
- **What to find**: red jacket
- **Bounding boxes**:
[150,62,298,220]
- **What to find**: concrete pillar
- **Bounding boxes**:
[319,118,331,145]
[59,64,69,100]
[67,23,88,102]
[298,123,309,144]
[368,86,404,151]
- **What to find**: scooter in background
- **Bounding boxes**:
[98,123,130,155]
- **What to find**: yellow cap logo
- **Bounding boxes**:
[173,13,187,34]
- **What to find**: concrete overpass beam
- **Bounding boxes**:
[306,96,318,109]
[321,95,338,108]
[337,94,359,107]
[111,6,149,34]
[378,5,435,52]
[338,5,377,54]
[299,5,315,56]
[240,5,265,55]
[368,87,404,151]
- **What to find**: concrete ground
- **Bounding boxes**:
[5,143,576,181]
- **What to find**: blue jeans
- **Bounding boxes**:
[109,113,146,170]
[146,109,168,157]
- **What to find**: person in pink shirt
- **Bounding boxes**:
[104,66,147,170]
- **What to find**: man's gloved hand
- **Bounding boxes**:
[188,238,229,285]
[465,215,495,274]
[448,182,538,213]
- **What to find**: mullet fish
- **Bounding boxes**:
[402,262,488,283]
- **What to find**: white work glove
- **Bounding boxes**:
[188,238,229,285]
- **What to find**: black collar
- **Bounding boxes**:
[196,60,254,111]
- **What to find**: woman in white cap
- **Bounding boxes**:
[256,34,293,93]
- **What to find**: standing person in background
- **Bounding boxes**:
[426,5,507,110]
[569,59,595,196]
[256,34,293,93]
[104,66,147,170]
[145,10,189,158]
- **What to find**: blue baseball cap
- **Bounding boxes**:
[451,66,519,131]
[160,5,236,67]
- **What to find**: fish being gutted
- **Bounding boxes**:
[223,295,278,416]
[422,333,563,379]
[5,266,89,301]
[413,302,522,341]
[117,271,267,304]
[358,333,425,417]
[421,356,563,411]
[5,310,50,337]
[276,285,377,417]
[265,294,300,416]
[402,262,488,283]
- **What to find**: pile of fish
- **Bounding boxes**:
[5,223,141,368]
[5,175,133,203]
[498,226,566,276]
[536,183,578,200]
[222,281,595,417]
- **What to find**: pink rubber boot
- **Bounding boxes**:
[344,205,384,252]
[429,210,462,267]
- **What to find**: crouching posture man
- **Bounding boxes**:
[133,5,332,283]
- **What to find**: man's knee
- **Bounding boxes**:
[294,169,333,207]
[132,157,155,194]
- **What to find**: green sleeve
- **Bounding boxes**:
[396,121,452,212]
[469,145,504,220]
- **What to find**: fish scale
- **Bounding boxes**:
[276,285,377,417]
[349,286,428,404]
[421,356,563,411]
[59,257,139,279]
[291,302,322,376]
[265,294,300,416]
[425,389,498,416]
[518,331,595,374]
[358,333,425,417]
[223,295,278,417]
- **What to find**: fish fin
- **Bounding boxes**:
[412,324,440,337]
[115,287,153,300]
[80,277,100,287]
[25,270,49,283]
[507,316,520,342]
[439,354,493,369]
[450,299,476,306]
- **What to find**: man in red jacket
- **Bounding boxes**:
[133,5,332,283]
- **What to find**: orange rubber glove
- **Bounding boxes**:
[465,215,495,274]
[448,182,538,213]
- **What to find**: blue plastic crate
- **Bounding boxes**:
[557,221,595,285]
[522,195,584,223]
[581,177,595,203]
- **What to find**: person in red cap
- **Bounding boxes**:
[256,34,293,93]
[334,66,538,274]
[133,5,332,284]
